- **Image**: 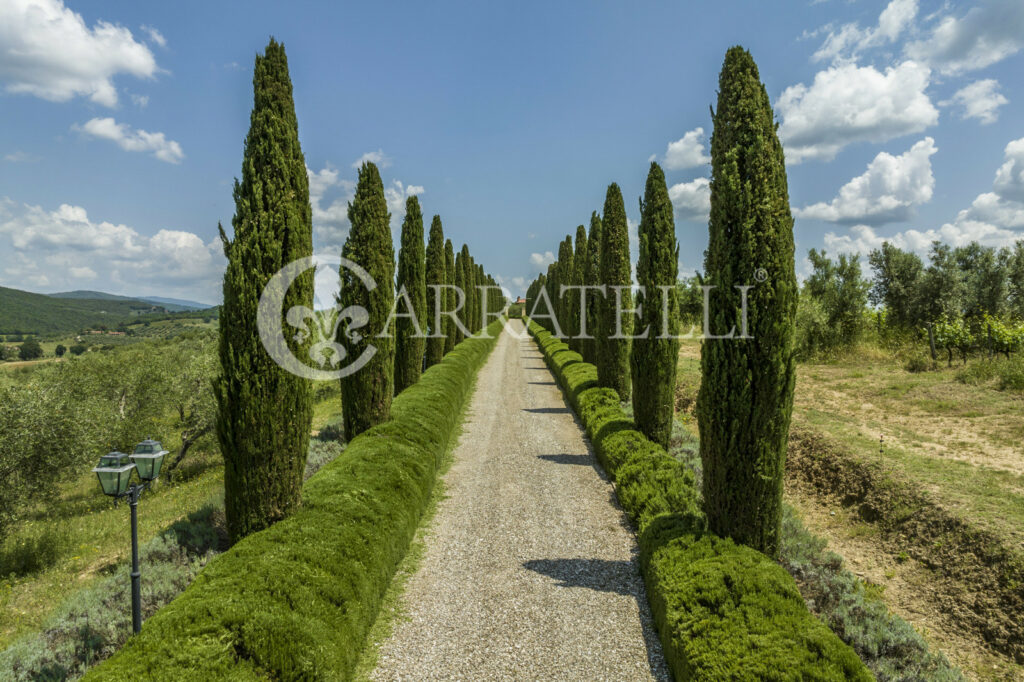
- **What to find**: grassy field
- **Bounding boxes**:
[0,393,343,651]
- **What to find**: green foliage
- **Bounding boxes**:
[0,285,172,337]
[394,196,426,395]
[340,162,395,439]
[529,321,868,681]
[631,162,679,450]
[424,215,447,368]
[69,344,86,356]
[17,338,42,361]
[800,249,869,356]
[868,243,924,329]
[918,242,964,323]
[583,212,603,363]
[698,46,798,557]
[215,39,313,543]
[932,316,973,365]
[454,245,469,344]
[54,344,66,358]
[676,275,704,330]
[79,322,503,681]
[443,239,456,354]
[597,183,632,401]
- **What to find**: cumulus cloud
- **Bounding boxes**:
[384,180,424,235]
[939,79,1008,125]
[777,61,938,163]
[75,117,184,164]
[131,93,149,108]
[814,0,919,63]
[905,0,1024,75]
[352,149,391,169]
[0,199,223,300]
[530,251,555,268]
[660,128,710,170]
[0,0,158,106]
[668,178,711,222]
[824,137,1024,258]
[796,138,937,224]
[307,164,355,252]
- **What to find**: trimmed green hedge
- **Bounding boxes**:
[82,321,504,681]
[529,321,871,681]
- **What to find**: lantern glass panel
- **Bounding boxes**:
[93,464,135,496]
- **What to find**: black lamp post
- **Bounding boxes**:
[92,439,168,634]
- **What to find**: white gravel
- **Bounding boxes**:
[370,320,669,681]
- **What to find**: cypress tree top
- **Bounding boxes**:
[394,195,426,394]
[598,183,632,400]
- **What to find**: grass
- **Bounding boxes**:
[676,340,1024,549]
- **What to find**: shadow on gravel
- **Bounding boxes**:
[524,558,669,679]
[527,381,556,385]
[523,558,637,596]
[522,407,572,414]
[537,453,592,465]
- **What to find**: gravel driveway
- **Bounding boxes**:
[370,320,669,681]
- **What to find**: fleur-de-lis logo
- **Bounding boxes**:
[258,255,377,380]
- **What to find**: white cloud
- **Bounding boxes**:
[307,164,355,252]
[140,24,166,48]
[814,0,918,63]
[0,199,223,300]
[796,137,937,224]
[660,128,710,170]
[131,93,149,108]
[0,0,158,107]
[905,0,1024,75]
[777,61,938,163]
[75,117,184,164]
[3,151,37,163]
[384,180,424,235]
[824,137,1024,258]
[352,149,391,169]
[939,79,1008,125]
[668,178,711,222]
[993,137,1024,204]
[530,251,555,268]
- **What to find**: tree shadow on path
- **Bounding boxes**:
[537,453,591,465]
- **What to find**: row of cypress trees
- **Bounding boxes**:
[525,46,797,558]
[217,39,503,543]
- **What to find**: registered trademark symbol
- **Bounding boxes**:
[754,267,768,283]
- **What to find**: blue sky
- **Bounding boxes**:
[0,0,1022,303]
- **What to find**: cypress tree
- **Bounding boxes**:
[467,254,478,333]
[394,195,426,394]
[215,39,312,543]
[631,162,679,450]
[697,47,798,558]
[557,237,574,338]
[584,212,603,363]
[443,239,457,353]
[339,162,395,439]
[424,215,446,368]
[570,225,588,353]
[454,245,469,343]
[598,183,632,401]
[477,263,487,328]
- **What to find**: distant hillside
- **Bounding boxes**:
[50,290,212,313]
[138,296,214,311]
[0,286,167,335]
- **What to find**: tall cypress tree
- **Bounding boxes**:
[454,245,469,343]
[598,183,632,401]
[557,237,574,339]
[570,225,588,353]
[425,215,446,368]
[584,212,603,363]
[443,239,457,353]
[697,47,798,558]
[466,253,478,333]
[631,162,679,450]
[339,162,395,439]
[394,195,426,394]
[215,39,312,543]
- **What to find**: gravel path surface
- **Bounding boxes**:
[370,320,669,681]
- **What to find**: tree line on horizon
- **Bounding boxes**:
[216,39,504,543]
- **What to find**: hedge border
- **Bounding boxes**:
[527,321,871,681]
[83,320,505,681]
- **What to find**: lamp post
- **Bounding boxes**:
[91,439,168,634]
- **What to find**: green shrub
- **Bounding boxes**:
[0,525,70,578]
[528,321,869,681]
[902,353,933,373]
[79,321,503,681]
[998,358,1024,391]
